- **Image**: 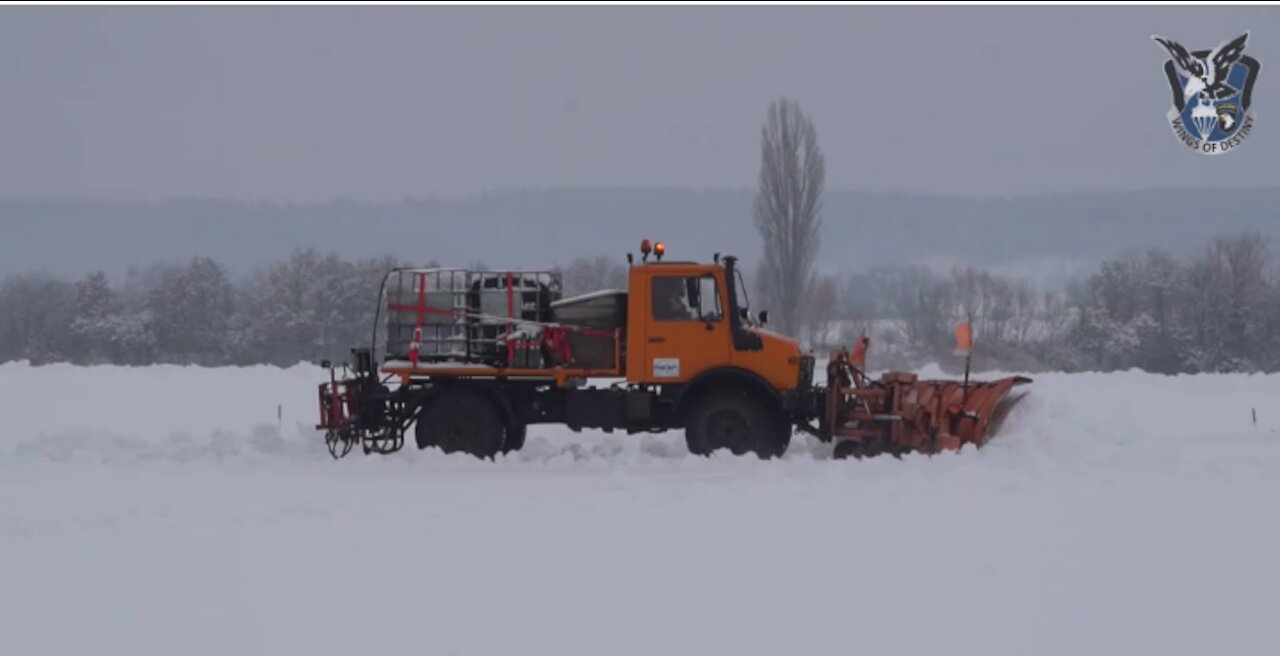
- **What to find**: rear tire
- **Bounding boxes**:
[414,389,506,459]
[685,389,789,459]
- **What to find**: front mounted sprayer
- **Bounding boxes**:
[823,324,1031,460]
[318,347,412,459]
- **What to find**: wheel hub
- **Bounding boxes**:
[708,410,750,447]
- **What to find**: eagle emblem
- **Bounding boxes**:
[1152,32,1260,154]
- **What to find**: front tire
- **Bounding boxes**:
[685,389,789,459]
[504,423,527,454]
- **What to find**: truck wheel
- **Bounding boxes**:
[685,390,788,459]
[503,423,527,454]
[758,421,791,460]
[832,439,861,460]
[414,389,506,459]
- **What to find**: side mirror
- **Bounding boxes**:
[758,310,769,325]
[739,307,749,321]
[320,359,332,369]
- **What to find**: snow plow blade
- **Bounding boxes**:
[825,348,1031,459]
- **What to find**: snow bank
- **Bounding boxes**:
[3,360,1275,475]
[1,362,1277,656]
[0,361,327,463]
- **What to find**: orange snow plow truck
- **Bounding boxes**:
[317,241,1030,460]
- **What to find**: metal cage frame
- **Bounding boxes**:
[372,267,564,367]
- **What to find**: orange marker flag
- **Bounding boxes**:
[850,335,869,368]
[954,323,972,358]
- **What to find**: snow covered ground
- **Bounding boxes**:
[2,362,1278,656]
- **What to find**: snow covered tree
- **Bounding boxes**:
[1220,234,1271,369]
[241,250,344,365]
[68,272,120,364]
[0,273,77,364]
[1060,233,1278,374]
[341,253,413,357]
[239,250,411,366]
[1127,250,1187,373]
[74,272,116,320]
[144,257,235,365]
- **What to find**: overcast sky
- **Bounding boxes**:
[1,5,1276,202]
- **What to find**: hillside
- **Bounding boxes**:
[3,186,1278,288]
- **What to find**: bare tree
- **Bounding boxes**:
[800,274,838,348]
[752,97,825,337]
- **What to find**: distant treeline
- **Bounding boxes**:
[1,232,1276,374]
[0,251,629,368]
[808,231,1280,375]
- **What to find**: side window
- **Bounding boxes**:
[651,275,722,322]
[697,275,723,320]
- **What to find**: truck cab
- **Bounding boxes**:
[625,252,813,395]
